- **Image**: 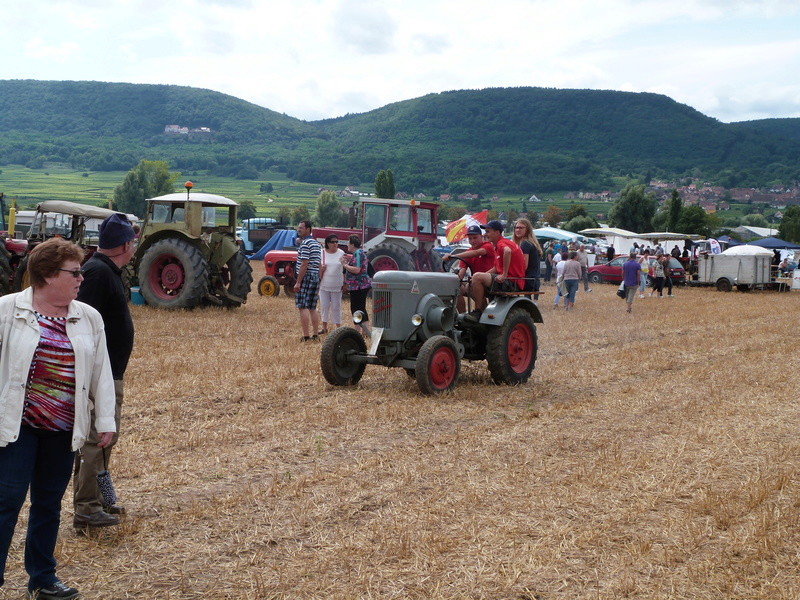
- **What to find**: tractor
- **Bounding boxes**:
[132,184,253,309]
[320,270,543,395]
[257,197,443,297]
[0,200,125,295]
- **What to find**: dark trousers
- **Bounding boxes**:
[349,288,370,322]
[0,426,75,591]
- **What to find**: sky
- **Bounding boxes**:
[2,0,799,124]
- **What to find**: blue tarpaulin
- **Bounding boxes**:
[246,229,298,260]
[748,236,800,250]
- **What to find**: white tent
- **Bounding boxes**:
[720,244,773,256]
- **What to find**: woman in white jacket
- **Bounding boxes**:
[0,238,116,600]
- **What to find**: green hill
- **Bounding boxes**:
[1,80,799,193]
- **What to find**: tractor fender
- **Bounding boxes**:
[363,233,417,254]
[479,295,544,325]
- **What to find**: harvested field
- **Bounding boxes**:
[3,263,799,599]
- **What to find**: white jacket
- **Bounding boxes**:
[0,287,117,451]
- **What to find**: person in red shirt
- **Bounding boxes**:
[467,220,526,318]
[442,225,495,312]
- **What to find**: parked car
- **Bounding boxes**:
[587,256,685,284]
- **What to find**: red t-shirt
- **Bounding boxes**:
[494,238,526,289]
[459,241,495,273]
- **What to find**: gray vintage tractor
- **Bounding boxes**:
[320,271,543,395]
[132,185,252,309]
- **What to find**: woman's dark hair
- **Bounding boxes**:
[27,237,85,288]
[348,234,362,248]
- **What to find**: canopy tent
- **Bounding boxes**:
[747,236,800,250]
[534,226,582,242]
[578,227,638,238]
[637,231,698,241]
[717,235,741,246]
[720,244,773,256]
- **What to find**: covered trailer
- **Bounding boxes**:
[695,245,772,292]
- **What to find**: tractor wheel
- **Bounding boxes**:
[589,271,603,284]
[219,250,253,307]
[283,284,296,298]
[321,327,367,386]
[486,307,537,385]
[13,257,30,292]
[367,242,414,273]
[258,275,280,297]
[138,239,209,309]
[716,278,732,293]
[0,242,12,296]
[415,335,461,395]
[429,250,444,273]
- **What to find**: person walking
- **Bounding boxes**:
[637,249,650,299]
[293,220,322,341]
[342,235,372,338]
[73,213,136,530]
[0,238,116,600]
[317,235,345,335]
[512,218,542,295]
[544,243,554,282]
[649,253,666,297]
[622,251,641,313]
[576,244,591,292]
[561,251,582,310]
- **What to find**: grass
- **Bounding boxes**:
[3,266,798,599]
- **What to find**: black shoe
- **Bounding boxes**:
[27,580,80,599]
[463,310,482,323]
[73,510,120,528]
[103,503,126,515]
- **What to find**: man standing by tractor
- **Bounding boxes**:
[73,213,136,529]
[293,220,322,341]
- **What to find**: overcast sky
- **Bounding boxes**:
[3,0,799,123]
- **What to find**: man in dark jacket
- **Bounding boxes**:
[73,213,136,529]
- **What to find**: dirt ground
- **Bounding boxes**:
[3,262,799,599]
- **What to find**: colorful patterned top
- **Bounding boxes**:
[345,249,372,291]
[23,314,76,431]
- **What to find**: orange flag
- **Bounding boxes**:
[445,210,488,243]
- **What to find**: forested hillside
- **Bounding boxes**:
[1,80,799,193]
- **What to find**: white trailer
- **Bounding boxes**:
[695,251,772,292]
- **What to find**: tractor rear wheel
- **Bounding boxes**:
[138,239,209,309]
[13,257,30,292]
[219,250,253,307]
[429,250,444,273]
[367,242,414,273]
[0,241,12,296]
[258,275,280,297]
[415,335,460,395]
[321,327,367,386]
[486,307,537,385]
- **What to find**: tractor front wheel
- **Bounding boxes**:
[138,239,209,309]
[415,335,461,395]
[258,275,280,297]
[321,327,368,386]
[486,307,537,385]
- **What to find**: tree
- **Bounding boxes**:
[313,190,345,226]
[562,215,598,233]
[676,205,713,237]
[608,184,657,233]
[238,200,257,221]
[542,205,563,227]
[113,160,176,216]
[259,182,273,193]
[778,205,800,243]
[291,206,311,225]
[565,203,588,221]
[374,169,395,199]
[277,206,292,226]
[742,213,769,228]
[666,189,682,231]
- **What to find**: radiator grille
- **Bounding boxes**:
[372,290,392,329]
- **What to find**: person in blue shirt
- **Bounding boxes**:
[622,251,641,313]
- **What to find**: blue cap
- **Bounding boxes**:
[466,224,483,235]
[481,220,504,232]
[98,213,135,249]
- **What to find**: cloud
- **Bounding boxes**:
[332,0,397,54]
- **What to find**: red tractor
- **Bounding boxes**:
[257,197,443,296]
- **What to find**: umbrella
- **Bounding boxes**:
[444,210,488,243]
[533,226,581,241]
[747,236,800,250]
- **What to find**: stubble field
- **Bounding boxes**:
[3,262,799,600]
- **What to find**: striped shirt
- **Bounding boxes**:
[23,314,76,431]
[296,236,322,275]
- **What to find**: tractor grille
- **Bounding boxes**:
[372,290,392,329]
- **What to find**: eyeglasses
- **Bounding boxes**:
[58,268,84,278]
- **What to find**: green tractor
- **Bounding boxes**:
[132,185,252,309]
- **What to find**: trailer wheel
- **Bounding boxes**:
[321,327,367,386]
[415,335,460,395]
[258,275,280,297]
[716,278,732,292]
[487,307,537,385]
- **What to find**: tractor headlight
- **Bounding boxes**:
[411,313,424,327]
[352,310,365,324]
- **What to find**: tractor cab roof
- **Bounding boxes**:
[36,200,121,219]
[147,193,239,207]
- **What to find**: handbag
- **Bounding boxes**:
[616,281,626,299]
